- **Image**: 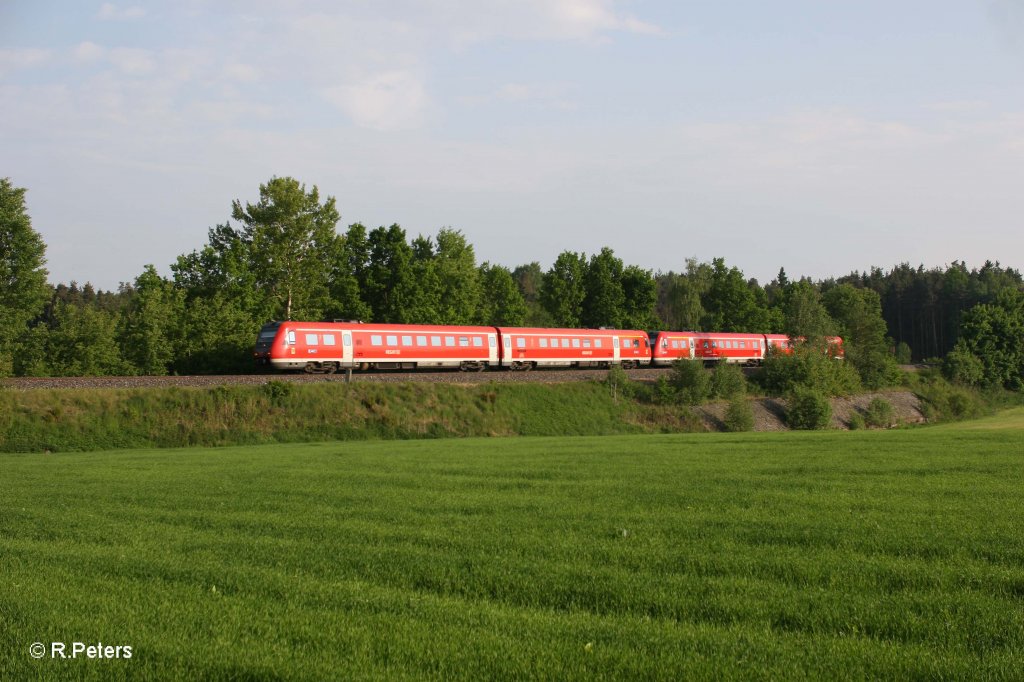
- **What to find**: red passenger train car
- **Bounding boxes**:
[765,334,845,359]
[497,327,651,370]
[693,332,767,365]
[257,321,498,373]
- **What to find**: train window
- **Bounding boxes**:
[572,339,580,348]
[613,338,619,349]
[401,335,413,346]
[473,337,483,347]
[446,336,456,347]
[539,338,548,348]
[305,334,319,345]
[417,335,427,347]
[583,339,591,348]
[739,341,745,348]
[489,336,496,348]
[504,337,511,349]
[754,340,759,349]
[371,335,383,346]
[711,341,717,348]
[386,335,398,346]
[286,331,295,345]
[323,335,336,346]
[431,336,442,347]
[550,338,558,347]
[459,336,470,347]
[343,334,352,347]
[670,340,678,349]
[516,337,525,348]
[595,339,603,348]
[561,339,570,348]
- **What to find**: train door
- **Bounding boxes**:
[488,333,499,366]
[612,336,621,363]
[342,332,353,367]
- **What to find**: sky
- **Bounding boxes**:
[2,1,1023,291]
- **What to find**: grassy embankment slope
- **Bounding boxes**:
[0,382,645,452]
[2,409,1022,679]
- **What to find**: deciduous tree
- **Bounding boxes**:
[0,178,49,375]
[541,251,587,328]
[231,177,340,320]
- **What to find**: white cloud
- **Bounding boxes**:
[98,3,146,20]
[107,47,156,75]
[0,48,51,74]
[73,42,106,63]
[544,0,662,40]
[426,0,662,45]
[321,71,430,131]
[222,62,260,84]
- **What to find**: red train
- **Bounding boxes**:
[255,320,842,374]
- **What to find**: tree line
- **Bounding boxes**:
[1,176,1021,389]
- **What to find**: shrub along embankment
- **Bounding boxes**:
[0,381,655,453]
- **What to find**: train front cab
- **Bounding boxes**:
[649,331,696,366]
[254,321,281,366]
[267,322,355,373]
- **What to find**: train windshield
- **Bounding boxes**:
[255,322,281,345]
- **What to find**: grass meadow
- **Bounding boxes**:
[2,409,1023,680]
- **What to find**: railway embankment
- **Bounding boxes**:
[1,369,999,453]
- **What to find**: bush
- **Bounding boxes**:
[652,375,676,404]
[943,344,985,386]
[864,398,895,428]
[906,373,988,423]
[710,361,746,399]
[670,359,710,405]
[723,397,754,432]
[847,412,865,430]
[263,380,294,405]
[894,342,913,365]
[786,387,832,430]
[605,364,638,400]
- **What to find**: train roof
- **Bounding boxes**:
[495,326,648,336]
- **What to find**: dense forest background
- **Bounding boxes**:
[2,176,1021,389]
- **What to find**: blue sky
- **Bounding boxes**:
[2,1,1022,290]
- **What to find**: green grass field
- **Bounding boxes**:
[2,410,1023,680]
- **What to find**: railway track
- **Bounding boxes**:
[0,367,682,391]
